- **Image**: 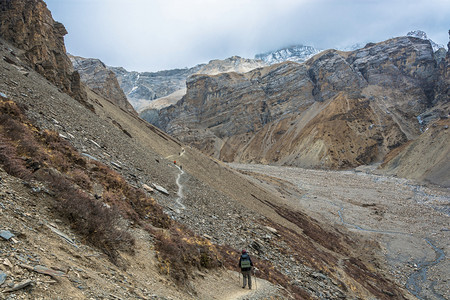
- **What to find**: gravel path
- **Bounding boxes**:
[229,163,450,300]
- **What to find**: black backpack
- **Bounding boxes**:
[240,254,251,269]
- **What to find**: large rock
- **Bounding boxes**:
[150,36,446,170]
[0,0,87,105]
[70,55,136,115]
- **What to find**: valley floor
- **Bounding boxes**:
[229,163,450,300]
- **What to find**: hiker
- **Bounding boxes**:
[238,249,253,289]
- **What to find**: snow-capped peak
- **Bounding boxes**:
[255,44,322,65]
[407,30,445,52]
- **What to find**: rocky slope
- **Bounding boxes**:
[0,1,415,299]
[110,56,266,112]
[379,32,450,186]
[69,55,136,115]
[149,35,449,186]
[255,44,322,64]
[0,0,87,105]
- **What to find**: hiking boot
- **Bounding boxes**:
[242,286,245,289]
[249,286,252,289]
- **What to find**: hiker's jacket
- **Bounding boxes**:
[238,253,253,272]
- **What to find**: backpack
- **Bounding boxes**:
[240,254,251,269]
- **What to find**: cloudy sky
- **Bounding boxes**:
[45,0,449,72]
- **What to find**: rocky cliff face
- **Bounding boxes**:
[151,36,447,174]
[255,44,322,65]
[110,56,266,112]
[0,0,87,105]
[70,55,136,115]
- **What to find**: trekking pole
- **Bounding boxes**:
[238,271,241,287]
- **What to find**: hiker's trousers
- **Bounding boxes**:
[242,270,252,288]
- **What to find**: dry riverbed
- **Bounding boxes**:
[229,163,450,300]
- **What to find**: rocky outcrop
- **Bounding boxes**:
[70,55,136,115]
[151,36,446,170]
[0,0,87,105]
[110,56,266,112]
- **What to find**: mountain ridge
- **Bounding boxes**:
[109,56,266,112]
[147,35,449,187]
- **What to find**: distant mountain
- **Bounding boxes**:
[149,35,449,185]
[407,30,445,52]
[255,44,322,64]
[109,65,201,111]
[110,56,266,112]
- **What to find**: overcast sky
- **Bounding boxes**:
[45,0,449,72]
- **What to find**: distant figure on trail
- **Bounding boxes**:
[238,249,253,289]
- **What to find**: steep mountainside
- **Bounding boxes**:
[69,55,136,115]
[110,56,266,112]
[0,0,87,105]
[0,1,415,299]
[379,32,450,186]
[150,36,449,185]
[255,44,322,64]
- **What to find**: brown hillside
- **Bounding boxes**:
[0,0,418,299]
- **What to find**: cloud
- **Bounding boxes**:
[46,0,449,72]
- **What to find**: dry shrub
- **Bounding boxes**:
[0,99,24,120]
[92,161,171,229]
[68,168,92,190]
[41,130,86,169]
[41,169,135,263]
[155,225,222,284]
[0,135,31,179]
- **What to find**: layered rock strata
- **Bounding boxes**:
[150,36,448,173]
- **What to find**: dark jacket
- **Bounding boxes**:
[238,253,253,271]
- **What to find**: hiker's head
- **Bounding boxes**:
[242,249,247,254]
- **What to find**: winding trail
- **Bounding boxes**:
[174,165,186,210]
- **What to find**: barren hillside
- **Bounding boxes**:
[0,0,418,299]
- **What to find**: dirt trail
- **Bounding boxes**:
[229,163,449,300]
[193,270,282,300]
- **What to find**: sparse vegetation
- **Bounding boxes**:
[0,98,165,263]
[0,97,320,297]
[154,225,222,284]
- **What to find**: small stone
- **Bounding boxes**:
[142,184,154,193]
[0,230,15,240]
[265,226,278,234]
[152,183,169,195]
[3,258,13,269]
[203,234,213,240]
[3,279,33,292]
[0,272,7,285]
[111,161,122,169]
